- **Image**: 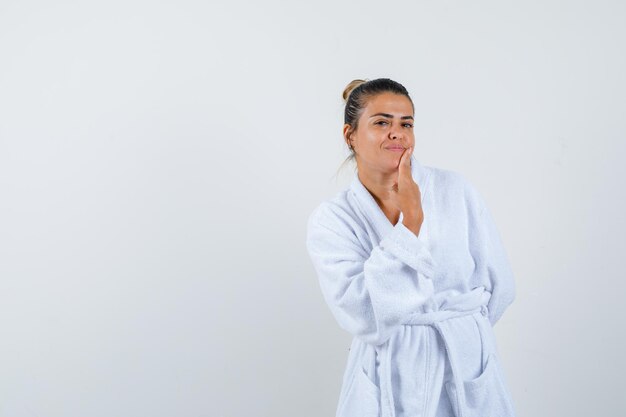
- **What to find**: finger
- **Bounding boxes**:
[398,146,412,179]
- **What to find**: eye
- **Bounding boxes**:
[375,120,389,126]
[403,123,414,128]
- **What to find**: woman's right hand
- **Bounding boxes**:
[389,146,424,236]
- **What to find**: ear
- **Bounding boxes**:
[343,124,354,148]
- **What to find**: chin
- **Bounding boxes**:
[379,159,400,173]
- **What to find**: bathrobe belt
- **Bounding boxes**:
[375,287,491,417]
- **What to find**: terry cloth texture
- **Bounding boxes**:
[306,155,517,417]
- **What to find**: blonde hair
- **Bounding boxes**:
[342,79,368,102]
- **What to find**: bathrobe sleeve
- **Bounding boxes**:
[467,184,517,326]
[306,205,436,346]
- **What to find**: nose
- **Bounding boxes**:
[389,120,405,139]
[389,127,403,140]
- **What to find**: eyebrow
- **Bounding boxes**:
[369,112,414,120]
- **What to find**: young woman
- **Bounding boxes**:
[306,78,517,417]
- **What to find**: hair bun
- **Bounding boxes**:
[342,79,368,103]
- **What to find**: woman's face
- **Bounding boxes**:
[344,92,415,173]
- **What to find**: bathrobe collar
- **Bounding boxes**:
[350,154,429,240]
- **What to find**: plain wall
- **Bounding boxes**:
[1,0,624,416]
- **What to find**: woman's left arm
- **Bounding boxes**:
[467,184,517,326]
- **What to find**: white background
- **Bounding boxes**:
[1,1,624,416]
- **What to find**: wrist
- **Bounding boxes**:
[402,217,423,236]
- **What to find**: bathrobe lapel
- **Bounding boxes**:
[349,154,430,244]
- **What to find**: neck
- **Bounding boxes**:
[356,165,399,207]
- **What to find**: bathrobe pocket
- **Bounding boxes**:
[444,353,515,417]
[337,366,381,417]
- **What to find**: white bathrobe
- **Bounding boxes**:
[305,155,517,417]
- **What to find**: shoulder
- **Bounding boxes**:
[424,164,486,214]
[425,164,466,189]
[306,190,368,256]
[307,189,355,233]
[423,164,476,196]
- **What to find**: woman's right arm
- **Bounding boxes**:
[306,205,436,346]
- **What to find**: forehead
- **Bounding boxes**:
[363,92,413,115]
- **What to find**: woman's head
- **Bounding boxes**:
[341,78,415,174]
